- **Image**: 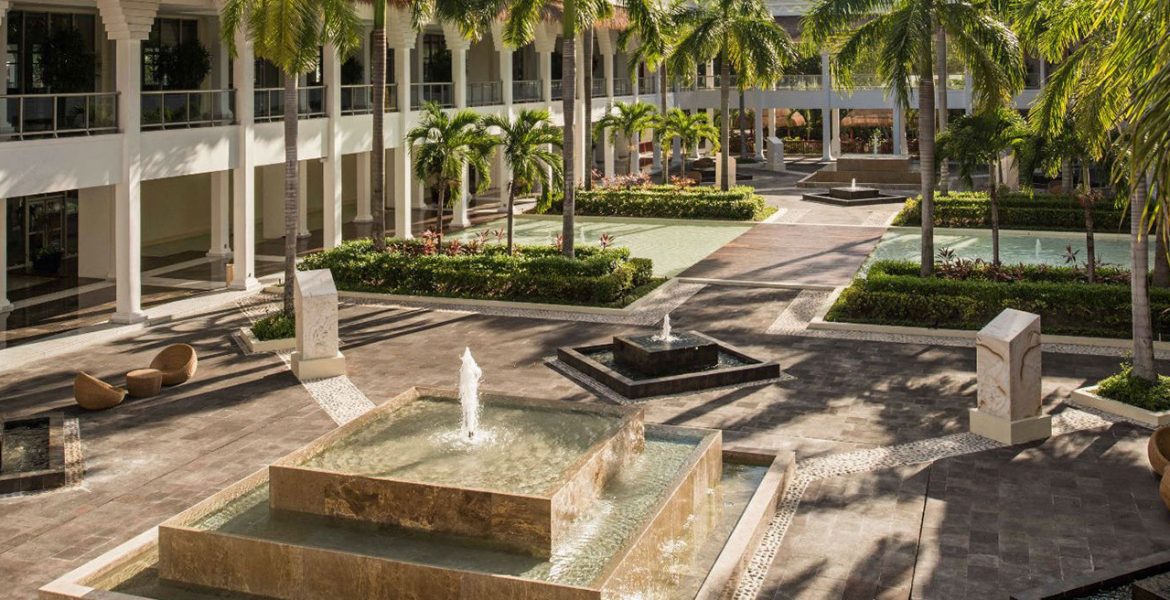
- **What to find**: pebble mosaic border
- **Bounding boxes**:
[0,417,85,499]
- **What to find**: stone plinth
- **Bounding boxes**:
[828,186,881,200]
[969,308,1050,445]
[612,332,718,377]
[291,269,346,380]
[714,153,737,188]
[767,136,786,172]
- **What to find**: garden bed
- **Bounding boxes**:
[892,191,1124,231]
[299,238,661,308]
[542,184,775,221]
[826,260,1170,339]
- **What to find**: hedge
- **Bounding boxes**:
[892,191,1125,231]
[826,260,1170,339]
[298,239,658,307]
[545,185,775,221]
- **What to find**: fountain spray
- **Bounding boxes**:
[459,348,483,440]
[653,314,676,343]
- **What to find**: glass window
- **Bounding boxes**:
[143,17,199,89]
[422,33,450,82]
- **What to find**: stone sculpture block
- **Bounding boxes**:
[970,308,1050,445]
[714,153,737,188]
[767,136,786,172]
[291,269,346,380]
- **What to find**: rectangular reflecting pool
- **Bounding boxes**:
[869,226,1150,268]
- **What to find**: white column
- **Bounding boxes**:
[705,61,715,90]
[831,109,842,157]
[535,25,555,106]
[391,20,414,239]
[112,39,146,323]
[208,171,232,258]
[322,44,343,248]
[574,35,586,185]
[602,51,614,98]
[446,29,471,229]
[0,7,9,133]
[630,64,640,169]
[0,198,9,312]
[355,152,372,223]
[821,52,833,162]
[601,48,615,179]
[964,71,974,113]
[754,94,765,161]
[892,103,905,156]
[230,29,260,290]
[500,47,514,107]
[495,151,510,213]
[210,20,232,120]
[297,165,310,238]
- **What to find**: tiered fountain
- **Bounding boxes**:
[801,177,906,206]
[557,315,782,400]
[43,350,792,600]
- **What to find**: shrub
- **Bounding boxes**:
[299,239,660,307]
[252,313,295,341]
[892,191,1125,231]
[541,185,774,221]
[826,260,1170,338]
[1096,363,1170,411]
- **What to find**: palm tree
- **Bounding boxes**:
[594,101,659,175]
[804,0,1024,276]
[657,108,719,179]
[483,109,564,253]
[668,0,795,191]
[505,0,613,258]
[222,0,360,316]
[405,102,494,244]
[620,0,679,183]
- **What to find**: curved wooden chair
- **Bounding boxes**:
[1149,427,1170,477]
[74,372,126,411]
[149,344,198,386]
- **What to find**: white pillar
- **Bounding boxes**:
[821,52,834,162]
[0,198,9,312]
[499,46,514,107]
[535,26,555,106]
[603,129,615,179]
[964,71,974,114]
[892,103,906,156]
[495,150,510,213]
[831,109,842,157]
[230,29,260,290]
[208,171,232,258]
[355,152,372,223]
[322,44,343,248]
[112,39,146,323]
[391,15,414,239]
[574,35,587,184]
[602,51,614,98]
[445,28,471,229]
[0,8,9,133]
[754,94,765,161]
[705,61,715,90]
[297,165,310,238]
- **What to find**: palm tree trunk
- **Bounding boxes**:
[436,184,446,246]
[561,33,577,258]
[1061,158,1073,193]
[1131,175,1156,381]
[738,90,748,160]
[918,68,936,277]
[990,162,1000,267]
[935,27,949,195]
[1155,225,1169,287]
[1082,161,1095,283]
[282,73,299,317]
[680,149,687,180]
[506,180,516,254]
[629,141,638,175]
[583,27,594,191]
[659,64,669,184]
[719,54,731,192]
[371,4,387,249]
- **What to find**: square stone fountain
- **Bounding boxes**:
[42,384,794,600]
[801,179,906,206]
[0,413,67,495]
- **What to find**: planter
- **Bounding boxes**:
[1068,386,1170,428]
[1150,427,1170,477]
[237,326,295,354]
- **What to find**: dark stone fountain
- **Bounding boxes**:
[558,316,781,400]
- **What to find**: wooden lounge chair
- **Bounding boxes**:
[74,372,126,411]
[149,344,198,386]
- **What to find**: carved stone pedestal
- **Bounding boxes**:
[969,308,1051,445]
[290,269,346,381]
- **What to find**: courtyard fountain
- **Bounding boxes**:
[801,175,906,206]
[557,314,781,400]
[44,349,791,600]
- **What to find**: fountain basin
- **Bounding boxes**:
[612,331,719,377]
[801,187,907,206]
[559,332,781,400]
[0,413,67,495]
[268,388,644,558]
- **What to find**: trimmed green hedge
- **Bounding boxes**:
[826,260,1170,338]
[299,239,658,307]
[892,191,1125,231]
[544,185,775,221]
[252,313,294,341]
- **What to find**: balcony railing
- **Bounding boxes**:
[513,79,542,103]
[412,82,454,109]
[467,81,502,107]
[141,89,234,130]
[638,76,659,95]
[591,78,605,98]
[254,86,326,122]
[776,75,823,90]
[550,79,563,101]
[339,84,398,115]
[0,92,119,140]
[613,78,632,96]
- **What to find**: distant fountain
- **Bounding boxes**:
[1035,239,1042,261]
[851,178,857,190]
[652,314,676,343]
[459,348,483,440]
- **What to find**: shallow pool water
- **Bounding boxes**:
[455,216,753,277]
[869,226,1149,268]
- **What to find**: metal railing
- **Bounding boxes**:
[339,84,398,115]
[0,92,119,140]
[591,78,605,97]
[775,74,823,90]
[513,79,542,103]
[141,89,234,130]
[638,75,659,95]
[613,78,632,96]
[412,82,454,109]
[467,81,502,107]
[550,79,564,101]
[254,86,326,122]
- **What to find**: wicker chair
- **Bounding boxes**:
[1149,427,1170,477]
[74,372,126,411]
[149,344,198,386]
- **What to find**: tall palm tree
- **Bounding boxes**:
[594,101,659,175]
[804,0,1023,276]
[657,108,719,178]
[222,0,360,316]
[620,0,679,184]
[405,102,494,244]
[505,0,613,258]
[483,109,564,253]
[668,0,795,191]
